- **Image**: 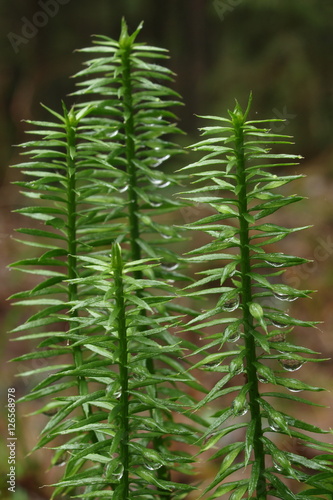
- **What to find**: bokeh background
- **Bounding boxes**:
[1,1,333,498]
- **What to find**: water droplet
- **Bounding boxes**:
[160,233,172,239]
[273,460,283,472]
[111,464,124,481]
[269,333,286,342]
[153,155,171,167]
[227,330,241,343]
[149,178,170,188]
[66,339,70,346]
[287,387,303,393]
[150,200,162,207]
[42,407,58,416]
[119,185,129,193]
[202,362,221,370]
[273,292,297,302]
[258,375,269,384]
[229,362,244,376]
[161,262,179,272]
[280,359,304,372]
[265,260,284,268]
[222,295,240,312]
[203,433,215,446]
[54,456,66,466]
[157,181,171,188]
[271,319,287,329]
[268,418,281,432]
[231,401,249,417]
[144,461,163,471]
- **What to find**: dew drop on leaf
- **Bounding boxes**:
[273,292,297,302]
[229,362,244,376]
[111,464,124,481]
[161,262,179,272]
[149,178,170,188]
[222,295,240,312]
[144,461,163,471]
[153,154,171,167]
[157,181,171,188]
[54,458,66,467]
[42,407,58,416]
[202,362,221,370]
[269,333,286,342]
[231,401,249,417]
[271,319,288,329]
[273,460,283,472]
[150,200,162,207]
[227,330,241,343]
[268,417,281,432]
[265,260,284,268]
[229,362,244,375]
[119,185,129,193]
[160,233,172,239]
[280,359,304,372]
[258,375,269,384]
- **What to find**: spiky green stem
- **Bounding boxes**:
[233,112,267,499]
[120,36,171,496]
[112,244,130,499]
[65,107,91,420]
[120,44,141,274]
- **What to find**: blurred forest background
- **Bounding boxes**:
[1,1,333,498]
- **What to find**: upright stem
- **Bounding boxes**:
[120,36,157,379]
[65,109,91,420]
[234,118,267,499]
[113,245,129,499]
[121,44,142,275]
[120,43,170,495]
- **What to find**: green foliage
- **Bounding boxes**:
[9,20,199,500]
[180,95,333,499]
[71,18,186,269]
[8,19,333,500]
[47,244,197,499]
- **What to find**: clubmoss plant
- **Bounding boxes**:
[9,19,333,500]
[179,96,333,499]
[53,244,197,498]
[9,20,201,500]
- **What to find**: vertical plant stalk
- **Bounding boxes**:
[120,41,142,273]
[119,23,158,381]
[233,109,266,498]
[119,38,172,495]
[64,106,91,420]
[112,244,129,498]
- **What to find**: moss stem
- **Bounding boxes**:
[233,111,267,499]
